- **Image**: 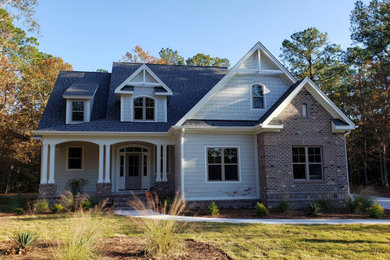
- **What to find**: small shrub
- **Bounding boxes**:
[307,202,322,217]
[347,194,372,214]
[255,202,269,217]
[316,198,334,212]
[66,178,88,195]
[50,204,64,214]
[207,202,220,216]
[162,197,174,210]
[12,231,38,249]
[34,199,49,213]
[81,200,92,211]
[15,208,25,215]
[277,200,289,213]
[367,203,385,218]
[128,192,187,258]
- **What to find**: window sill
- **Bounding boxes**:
[293,179,325,183]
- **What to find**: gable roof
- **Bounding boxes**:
[114,63,173,95]
[258,77,355,130]
[37,64,227,132]
[175,42,298,126]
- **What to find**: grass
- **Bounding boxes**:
[0,214,389,259]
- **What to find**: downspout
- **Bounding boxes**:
[344,131,351,197]
[180,128,185,201]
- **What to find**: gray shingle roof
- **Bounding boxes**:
[37,64,228,132]
[63,82,100,97]
[183,119,259,127]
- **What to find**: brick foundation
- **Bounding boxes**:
[96,183,112,196]
[154,182,172,198]
[39,184,57,198]
[257,89,349,209]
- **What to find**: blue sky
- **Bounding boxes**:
[33,0,367,72]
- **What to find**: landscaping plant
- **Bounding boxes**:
[367,202,385,218]
[207,202,220,216]
[277,200,289,213]
[255,202,269,217]
[12,231,38,251]
[307,202,322,217]
[15,208,25,215]
[66,178,88,195]
[52,210,106,260]
[50,204,64,214]
[128,192,187,258]
[34,199,49,213]
[81,200,92,211]
[346,194,372,214]
[315,198,334,212]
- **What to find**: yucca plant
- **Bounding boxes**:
[128,191,187,258]
[66,178,88,195]
[12,231,38,250]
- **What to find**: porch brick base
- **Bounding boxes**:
[154,182,171,199]
[39,184,57,198]
[96,183,112,196]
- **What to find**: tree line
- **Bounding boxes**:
[0,0,388,193]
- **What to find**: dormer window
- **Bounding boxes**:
[72,101,84,122]
[134,97,155,121]
[252,84,265,109]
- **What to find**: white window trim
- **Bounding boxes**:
[66,99,91,124]
[132,95,157,122]
[66,146,84,171]
[204,146,241,183]
[250,83,266,110]
[71,101,85,122]
[292,146,323,181]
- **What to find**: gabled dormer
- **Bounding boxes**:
[114,64,172,122]
[63,82,99,124]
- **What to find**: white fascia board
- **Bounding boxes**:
[260,77,356,129]
[175,42,297,126]
[63,95,92,100]
[33,130,170,137]
[331,121,356,133]
[114,64,173,95]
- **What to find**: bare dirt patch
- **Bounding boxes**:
[0,236,232,260]
[187,208,390,219]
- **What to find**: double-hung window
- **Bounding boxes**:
[134,97,155,120]
[292,146,323,180]
[71,102,84,122]
[207,147,239,181]
[252,84,265,109]
[67,147,83,170]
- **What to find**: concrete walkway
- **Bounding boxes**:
[114,210,390,225]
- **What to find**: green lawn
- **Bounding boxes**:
[1,214,390,259]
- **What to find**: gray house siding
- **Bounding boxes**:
[182,133,258,201]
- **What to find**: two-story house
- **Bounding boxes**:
[34,42,355,207]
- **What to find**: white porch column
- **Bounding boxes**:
[98,144,104,183]
[104,144,111,183]
[156,144,161,182]
[162,144,167,182]
[48,144,56,184]
[40,144,49,184]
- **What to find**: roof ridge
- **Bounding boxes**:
[112,61,228,69]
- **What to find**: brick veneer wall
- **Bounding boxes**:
[257,88,349,208]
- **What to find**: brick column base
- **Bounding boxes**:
[39,184,57,198]
[96,183,112,196]
[154,182,171,199]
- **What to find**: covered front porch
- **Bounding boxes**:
[38,135,177,198]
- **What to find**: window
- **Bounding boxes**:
[292,146,323,180]
[252,84,265,109]
[134,97,154,120]
[67,147,83,170]
[71,102,84,121]
[207,147,239,181]
[302,103,307,117]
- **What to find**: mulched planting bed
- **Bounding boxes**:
[0,236,232,260]
[186,208,390,219]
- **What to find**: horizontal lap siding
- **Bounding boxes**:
[183,133,258,200]
[54,141,99,193]
[193,74,290,120]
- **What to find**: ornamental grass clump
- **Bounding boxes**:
[307,202,322,217]
[346,194,372,214]
[12,231,38,252]
[33,199,49,213]
[207,202,220,216]
[277,200,289,213]
[52,209,107,260]
[128,192,187,259]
